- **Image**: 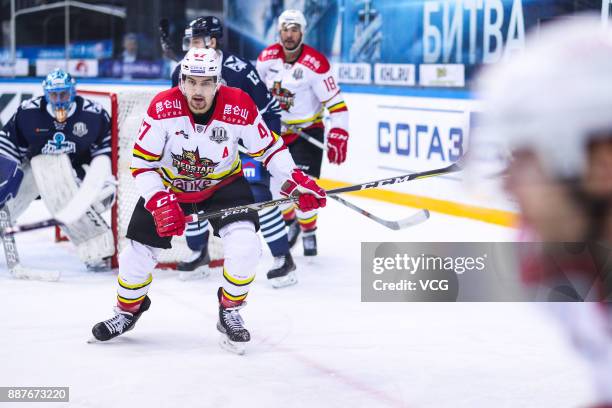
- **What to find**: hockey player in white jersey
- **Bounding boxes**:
[257,9,349,257]
[91,48,327,354]
[0,68,116,274]
[471,16,612,408]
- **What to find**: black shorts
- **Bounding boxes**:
[288,127,324,179]
[126,176,259,249]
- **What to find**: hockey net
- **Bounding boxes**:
[56,89,223,269]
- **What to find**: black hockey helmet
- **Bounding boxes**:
[182,16,223,50]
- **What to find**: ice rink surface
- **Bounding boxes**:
[0,197,594,407]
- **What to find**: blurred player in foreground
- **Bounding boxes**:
[471,15,612,408]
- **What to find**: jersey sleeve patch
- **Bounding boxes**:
[298,45,331,74]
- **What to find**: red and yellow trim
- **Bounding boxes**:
[133,144,161,162]
[327,101,348,113]
[223,268,255,287]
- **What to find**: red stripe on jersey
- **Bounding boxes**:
[263,145,287,167]
[133,143,160,158]
[131,168,157,177]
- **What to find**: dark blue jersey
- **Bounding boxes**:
[0,95,112,179]
[172,51,281,135]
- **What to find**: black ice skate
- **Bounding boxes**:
[266,252,297,288]
[90,296,151,342]
[302,231,317,256]
[217,290,250,355]
[286,218,301,249]
[177,247,213,281]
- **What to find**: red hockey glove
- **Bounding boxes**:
[327,128,349,165]
[144,191,185,237]
[280,169,327,211]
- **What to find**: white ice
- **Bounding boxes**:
[0,198,594,408]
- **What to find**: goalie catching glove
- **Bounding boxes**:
[145,191,186,237]
[280,169,327,211]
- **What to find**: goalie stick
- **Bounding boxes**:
[0,207,60,281]
[3,162,461,235]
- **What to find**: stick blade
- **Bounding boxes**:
[387,209,430,230]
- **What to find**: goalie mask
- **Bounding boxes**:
[42,68,76,123]
[180,47,222,114]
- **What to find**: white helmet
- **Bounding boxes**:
[180,47,221,82]
[471,14,612,181]
[277,9,307,32]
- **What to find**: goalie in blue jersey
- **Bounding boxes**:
[0,68,116,273]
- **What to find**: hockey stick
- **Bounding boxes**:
[283,124,327,151]
[330,194,430,230]
[0,207,60,281]
[2,162,461,235]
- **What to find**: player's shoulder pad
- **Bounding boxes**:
[297,44,331,74]
[147,87,187,120]
[215,85,258,126]
[258,43,284,62]
[19,95,43,111]
[79,96,105,116]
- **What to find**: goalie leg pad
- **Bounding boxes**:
[30,154,114,263]
[6,162,40,220]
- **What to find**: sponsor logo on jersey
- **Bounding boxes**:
[209,126,228,144]
[171,147,218,179]
[41,132,76,154]
[155,99,182,117]
[54,121,66,131]
[271,81,295,112]
[72,121,88,137]
[171,178,212,192]
[175,129,189,139]
[292,68,303,80]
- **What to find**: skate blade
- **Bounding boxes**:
[270,271,298,289]
[87,337,102,344]
[178,265,212,281]
[218,334,246,355]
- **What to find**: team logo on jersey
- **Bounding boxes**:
[171,147,218,179]
[41,132,76,155]
[209,126,228,144]
[271,81,295,112]
[292,68,303,80]
[72,122,88,137]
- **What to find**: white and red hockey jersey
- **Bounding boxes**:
[256,43,348,144]
[131,86,294,203]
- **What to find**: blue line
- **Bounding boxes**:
[377,105,464,114]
